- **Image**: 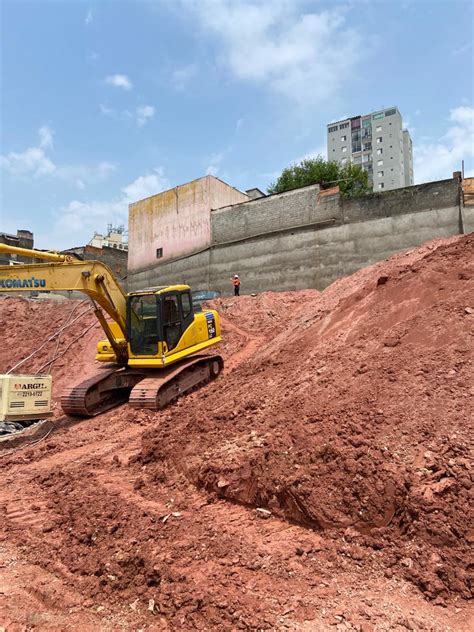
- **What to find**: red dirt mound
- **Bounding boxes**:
[0,297,101,408]
[0,236,472,630]
[137,234,474,603]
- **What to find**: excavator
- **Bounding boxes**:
[0,243,223,416]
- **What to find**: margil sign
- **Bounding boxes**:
[15,382,46,390]
[0,277,47,289]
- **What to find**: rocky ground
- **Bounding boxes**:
[0,234,472,630]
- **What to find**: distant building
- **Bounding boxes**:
[245,188,266,200]
[89,224,128,251]
[0,229,34,265]
[63,244,128,279]
[327,107,414,192]
[128,175,249,275]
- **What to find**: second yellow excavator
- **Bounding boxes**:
[0,244,223,417]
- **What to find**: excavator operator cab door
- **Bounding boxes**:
[161,290,194,354]
[127,293,162,356]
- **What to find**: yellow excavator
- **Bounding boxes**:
[0,244,223,416]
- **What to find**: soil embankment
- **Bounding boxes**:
[0,234,472,630]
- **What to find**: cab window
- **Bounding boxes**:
[163,294,181,351]
[128,294,159,355]
[181,292,192,319]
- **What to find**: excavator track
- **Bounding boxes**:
[61,355,224,417]
[129,355,224,410]
[61,368,144,417]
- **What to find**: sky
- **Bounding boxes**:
[1,0,473,249]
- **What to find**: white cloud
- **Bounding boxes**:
[56,168,169,236]
[414,105,474,183]
[452,42,472,57]
[136,105,155,127]
[122,167,168,201]
[100,103,155,127]
[97,161,116,177]
[0,127,116,186]
[206,152,225,176]
[85,8,93,26]
[105,74,133,90]
[404,115,414,136]
[39,125,54,149]
[0,146,56,177]
[297,143,328,163]
[186,1,362,105]
[99,103,115,117]
[54,161,117,187]
[171,64,198,90]
[1,127,56,177]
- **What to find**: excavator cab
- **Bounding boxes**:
[127,288,192,356]
[125,285,221,366]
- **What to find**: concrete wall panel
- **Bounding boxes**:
[128,250,211,291]
[212,183,342,245]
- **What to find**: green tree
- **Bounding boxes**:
[267,156,369,198]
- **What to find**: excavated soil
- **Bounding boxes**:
[0,234,472,630]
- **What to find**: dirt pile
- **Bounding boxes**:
[0,297,101,405]
[137,234,474,603]
[0,236,472,630]
[210,289,320,334]
[204,290,319,368]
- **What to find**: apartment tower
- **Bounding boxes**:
[327,107,414,191]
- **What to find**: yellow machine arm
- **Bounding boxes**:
[0,244,128,363]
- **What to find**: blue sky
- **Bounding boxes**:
[1,0,473,249]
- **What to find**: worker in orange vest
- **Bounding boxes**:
[231,274,241,296]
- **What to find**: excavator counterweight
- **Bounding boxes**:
[0,244,223,417]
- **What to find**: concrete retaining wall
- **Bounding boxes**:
[211,183,341,244]
[127,178,465,294]
[128,249,211,290]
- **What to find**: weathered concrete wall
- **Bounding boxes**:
[462,177,474,233]
[64,245,128,279]
[125,249,210,290]
[128,175,247,272]
[128,177,465,294]
[208,205,461,294]
[342,178,460,223]
[211,183,340,244]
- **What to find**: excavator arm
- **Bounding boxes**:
[0,244,129,364]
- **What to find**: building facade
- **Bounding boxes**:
[63,244,128,279]
[88,225,128,251]
[327,107,414,192]
[0,229,34,265]
[128,175,249,275]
